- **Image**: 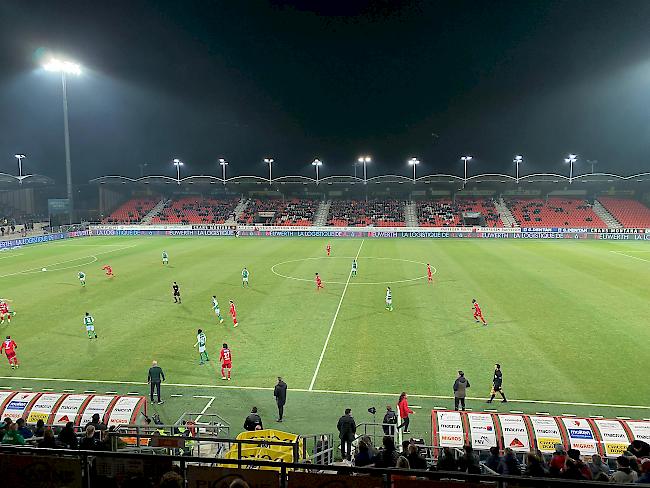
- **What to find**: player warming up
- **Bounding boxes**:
[78,271,86,287]
[162,251,169,265]
[84,312,97,339]
[194,329,209,365]
[427,264,433,283]
[472,299,487,325]
[1,336,18,369]
[172,282,181,303]
[351,259,358,277]
[212,296,224,323]
[326,243,331,256]
[0,301,13,325]
[242,267,249,287]
[385,287,393,311]
[101,265,114,278]
[229,300,238,327]
[315,273,323,291]
[219,343,232,380]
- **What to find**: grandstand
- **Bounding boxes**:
[416,198,503,227]
[151,196,238,224]
[102,197,158,224]
[598,197,650,228]
[237,198,318,225]
[327,199,406,226]
[506,198,605,228]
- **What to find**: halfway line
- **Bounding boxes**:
[308,239,364,391]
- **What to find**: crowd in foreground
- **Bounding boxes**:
[347,436,650,483]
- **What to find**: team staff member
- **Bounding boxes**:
[453,370,470,411]
[148,360,165,405]
[487,363,507,403]
[337,408,356,461]
[274,377,287,422]
[244,407,263,431]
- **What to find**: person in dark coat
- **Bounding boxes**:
[373,436,399,468]
[336,408,356,461]
[498,448,521,476]
[273,377,287,422]
[243,407,263,431]
[382,406,398,436]
[487,363,507,403]
[485,446,502,473]
[407,444,428,470]
[437,447,458,472]
[453,371,470,411]
[58,421,78,449]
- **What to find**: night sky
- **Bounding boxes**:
[2,0,650,183]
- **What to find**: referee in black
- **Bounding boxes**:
[172,282,181,303]
[487,363,507,403]
[148,360,165,404]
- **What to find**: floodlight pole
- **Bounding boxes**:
[513,155,523,184]
[61,72,74,223]
[264,158,274,184]
[14,154,26,182]
[312,159,322,184]
[219,159,228,186]
[565,154,577,184]
[408,158,419,183]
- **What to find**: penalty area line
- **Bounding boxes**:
[308,239,364,391]
[0,375,648,410]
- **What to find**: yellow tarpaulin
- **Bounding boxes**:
[221,429,303,471]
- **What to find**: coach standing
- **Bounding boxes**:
[148,360,165,405]
[274,377,287,422]
[337,408,356,461]
[453,370,470,411]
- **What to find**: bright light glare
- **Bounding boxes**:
[513,155,523,163]
[565,154,577,163]
[358,156,371,163]
[14,154,25,159]
[172,158,183,166]
[312,159,322,166]
[461,156,473,162]
[408,157,420,165]
[219,158,228,165]
[43,58,82,75]
[264,158,274,163]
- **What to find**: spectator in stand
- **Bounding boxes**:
[159,471,184,488]
[589,453,611,479]
[0,417,11,438]
[2,422,25,445]
[383,405,397,436]
[34,419,46,437]
[400,440,410,458]
[79,425,100,450]
[549,444,567,477]
[354,438,374,467]
[38,428,58,449]
[86,413,107,438]
[458,444,481,474]
[525,450,547,477]
[15,418,33,439]
[407,444,427,470]
[567,449,592,480]
[397,392,414,433]
[243,407,263,431]
[336,408,356,461]
[58,421,78,449]
[360,435,378,459]
[437,447,458,472]
[629,440,650,459]
[485,446,502,472]
[453,371,470,411]
[498,448,521,475]
[610,455,638,483]
[373,435,399,468]
[396,456,410,469]
[637,459,650,484]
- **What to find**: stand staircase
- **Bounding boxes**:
[404,202,418,227]
[593,200,622,229]
[495,198,518,227]
[141,198,169,224]
[313,200,331,226]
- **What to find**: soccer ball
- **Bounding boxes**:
[41,268,47,272]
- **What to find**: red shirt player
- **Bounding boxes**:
[315,273,323,291]
[1,336,18,369]
[472,299,487,325]
[102,265,114,277]
[229,300,238,327]
[427,264,433,284]
[0,301,12,324]
[326,244,331,256]
[219,343,232,380]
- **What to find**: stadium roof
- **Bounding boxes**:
[0,173,55,187]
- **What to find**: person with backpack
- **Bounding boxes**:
[382,405,398,435]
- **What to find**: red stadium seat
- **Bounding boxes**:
[598,197,650,228]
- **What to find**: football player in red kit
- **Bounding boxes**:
[326,244,331,256]
[102,265,114,277]
[219,343,232,380]
[315,273,323,291]
[1,336,18,369]
[229,300,238,327]
[427,264,433,283]
[0,300,13,324]
[472,299,487,325]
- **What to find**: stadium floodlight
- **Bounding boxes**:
[14,154,26,179]
[42,56,82,224]
[564,154,577,183]
[312,158,323,184]
[513,155,523,183]
[264,157,274,183]
[408,157,420,183]
[587,159,598,175]
[172,158,184,184]
[460,156,473,185]
[357,155,371,183]
[219,158,228,185]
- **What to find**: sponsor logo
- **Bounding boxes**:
[509,438,525,448]
[535,428,559,435]
[605,443,629,456]
[6,401,28,410]
[568,429,594,440]
[112,407,134,413]
[56,415,70,423]
[537,437,562,452]
[439,423,462,430]
[503,427,526,433]
[441,435,463,442]
[602,432,627,439]
[571,442,596,450]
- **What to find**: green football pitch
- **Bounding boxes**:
[1,236,649,440]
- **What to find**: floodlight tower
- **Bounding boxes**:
[461,156,473,185]
[408,157,420,183]
[43,57,82,223]
[587,159,598,174]
[312,159,323,184]
[219,158,228,185]
[172,158,183,184]
[513,155,523,183]
[357,155,371,183]
[14,154,26,180]
[264,157,274,183]
[564,154,577,183]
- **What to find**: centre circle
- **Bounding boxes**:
[270,256,436,285]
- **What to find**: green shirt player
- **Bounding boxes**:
[162,251,169,265]
[212,296,224,323]
[194,329,209,365]
[385,287,393,311]
[84,312,97,339]
[351,259,358,277]
[78,271,86,286]
[242,267,249,287]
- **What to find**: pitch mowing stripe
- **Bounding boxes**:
[308,239,365,391]
[609,250,650,263]
[1,375,649,410]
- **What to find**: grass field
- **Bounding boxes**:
[1,236,649,441]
